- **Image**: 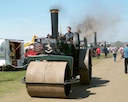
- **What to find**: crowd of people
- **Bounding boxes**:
[96,44,128,74]
[96,46,109,59]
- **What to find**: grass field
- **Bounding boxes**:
[0,53,113,97]
[0,70,26,97]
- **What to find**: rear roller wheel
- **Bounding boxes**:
[26,61,71,98]
[79,49,92,85]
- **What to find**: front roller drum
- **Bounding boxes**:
[26,61,71,98]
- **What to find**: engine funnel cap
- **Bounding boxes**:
[50,9,59,13]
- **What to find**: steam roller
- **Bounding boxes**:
[22,9,92,98]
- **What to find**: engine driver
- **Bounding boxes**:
[64,26,74,44]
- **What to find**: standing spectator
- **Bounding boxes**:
[103,46,108,58]
[112,48,117,62]
[121,49,124,59]
[120,47,124,59]
[123,44,128,73]
[96,47,101,59]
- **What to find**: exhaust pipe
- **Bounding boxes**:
[50,9,59,40]
[94,32,97,46]
[84,37,87,47]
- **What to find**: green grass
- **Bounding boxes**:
[0,70,26,97]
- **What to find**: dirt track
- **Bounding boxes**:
[1,55,128,102]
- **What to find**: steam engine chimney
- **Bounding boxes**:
[94,32,97,46]
[50,9,59,40]
[84,37,87,47]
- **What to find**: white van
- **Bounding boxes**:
[0,39,24,68]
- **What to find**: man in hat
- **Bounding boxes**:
[47,34,52,38]
[64,26,74,43]
[123,44,128,73]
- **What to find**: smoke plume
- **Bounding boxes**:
[76,2,121,43]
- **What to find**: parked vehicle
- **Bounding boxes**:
[0,38,24,69]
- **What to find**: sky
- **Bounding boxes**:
[0,0,128,43]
